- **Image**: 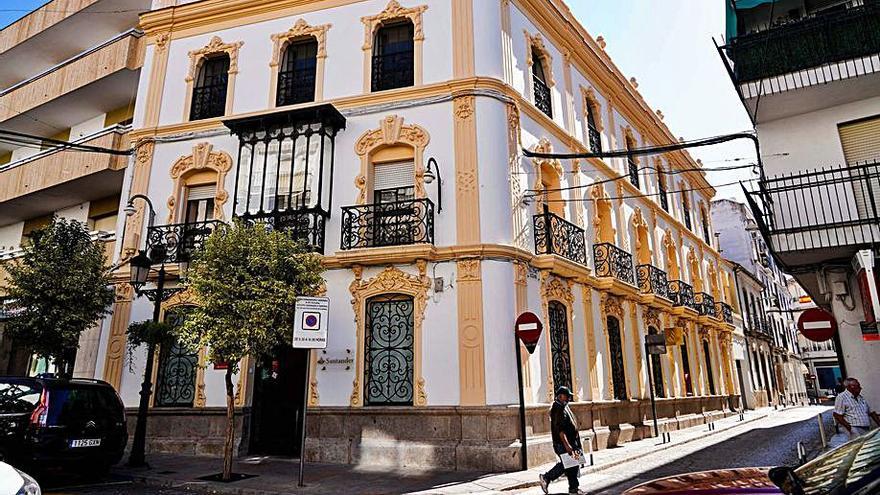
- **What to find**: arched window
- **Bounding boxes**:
[681,339,694,396]
[703,338,716,395]
[586,100,602,153]
[532,48,553,118]
[682,188,693,230]
[648,326,665,398]
[190,54,230,121]
[701,206,711,244]
[277,38,318,106]
[372,20,415,92]
[607,315,627,400]
[364,294,415,406]
[657,163,669,212]
[155,308,198,407]
[548,301,572,392]
[539,162,564,217]
[625,134,639,188]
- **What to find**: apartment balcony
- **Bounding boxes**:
[636,264,669,299]
[145,220,224,265]
[746,161,880,271]
[668,280,696,310]
[716,302,734,325]
[0,30,143,129]
[533,208,587,265]
[695,292,717,318]
[0,126,130,225]
[593,243,635,285]
[239,209,327,254]
[341,199,435,250]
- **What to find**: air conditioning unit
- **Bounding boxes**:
[853,250,880,326]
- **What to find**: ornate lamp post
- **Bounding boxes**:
[124,194,185,468]
[423,157,443,213]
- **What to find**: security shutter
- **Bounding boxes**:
[186,184,216,201]
[839,116,880,219]
[373,161,415,192]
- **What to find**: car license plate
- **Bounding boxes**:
[70,439,101,448]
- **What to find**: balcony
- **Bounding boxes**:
[533,76,552,118]
[746,162,880,270]
[0,30,143,124]
[668,280,695,309]
[371,51,414,92]
[533,208,587,265]
[725,3,880,85]
[593,243,634,285]
[341,199,434,250]
[695,292,717,318]
[716,302,734,325]
[636,264,669,299]
[239,209,326,254]
[145,220,223,264]
[0,126,129,225]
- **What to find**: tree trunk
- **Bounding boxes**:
[223,367,235,481]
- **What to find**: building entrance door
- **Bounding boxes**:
[249,346,308,457]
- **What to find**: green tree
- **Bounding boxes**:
[5,217,114,375]
[178,220,323,480]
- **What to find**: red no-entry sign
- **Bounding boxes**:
[515,312,543,354]
[798,308,838,343]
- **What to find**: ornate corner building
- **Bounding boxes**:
[0,0,750,472]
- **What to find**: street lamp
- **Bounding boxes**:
[423,157,443,213]
[124,195,185,468]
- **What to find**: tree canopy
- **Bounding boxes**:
[4,217,114,372]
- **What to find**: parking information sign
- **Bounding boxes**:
[293,297,330,349]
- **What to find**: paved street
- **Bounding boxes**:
[513,405,833,495]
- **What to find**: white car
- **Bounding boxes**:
[0,462,40,495]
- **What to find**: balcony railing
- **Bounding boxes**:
[276,69,316,107]
[668,280,695,309]
[716,302,734,324]
[372,51,414,92]
[593,243,634,285]
[695,292,717,318]
[533,76,552,118]
[533,208,587,265]
[746,161,880,268]
[725,3,880,84]
[636,264,669,299]
[146,220,223,264]
[588,126,602,154]
[239,208,327,254]
[341,198,434,250]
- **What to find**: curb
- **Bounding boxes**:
[497,411,773,492]
[121,472,291,495]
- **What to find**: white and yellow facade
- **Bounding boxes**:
[91,0,745,470]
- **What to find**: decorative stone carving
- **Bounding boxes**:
[540,272,575,306]
[524,31,555,87]
[166,143,233,223]
[362,0,428,49]
[454,96,475,121]
[354,116,430,205]
[186,36,244,82]
[270,19,331,67]
[349,265,431,407]
[601,293,624,318]
[580,86,604,132]
[643,308,662,330]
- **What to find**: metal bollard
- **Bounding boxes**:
[587,436,594,466]
[818,414,827,448]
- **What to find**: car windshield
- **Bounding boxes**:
[47,385,121,424]
[792,429,880,495]
[0,381,42,414]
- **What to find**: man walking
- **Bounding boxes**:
[539,386,588,495]
[833,377,880,440]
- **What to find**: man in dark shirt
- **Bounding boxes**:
[539,386,587,495]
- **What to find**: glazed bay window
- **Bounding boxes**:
[372,21,415,92]
[225,105,347,253]
[190,55,230,121]
[277,38,318,106]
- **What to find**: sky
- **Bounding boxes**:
[0,0,755,201]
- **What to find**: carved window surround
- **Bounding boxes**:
[540,271,576,402]
[349,263,430,407]
[525,30,555,110]
[269,19,332,107]
[354,115,430,205]
[591,184,616,244]
[183,36,244,122]
[600,293,628,401]
[580,86,604,132]
[166,142,233,223]
[361,0,428,93]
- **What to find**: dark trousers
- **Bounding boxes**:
[543,444,579,491]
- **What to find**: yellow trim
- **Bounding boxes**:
[451,0,475,79]
[165,142,234,223]
[456,259,486,406]
[102,285,134,390]
[581,286,600,400]
[354,114,430,205]
[514,262,532,400]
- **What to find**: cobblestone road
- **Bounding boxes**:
[514,405,834,495]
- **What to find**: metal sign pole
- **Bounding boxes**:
[298,348,311,488]
[645,341,660,438]
[515,335,528,471]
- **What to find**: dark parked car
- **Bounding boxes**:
[0,376,127,476]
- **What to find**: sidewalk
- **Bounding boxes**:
[117,407,782,495]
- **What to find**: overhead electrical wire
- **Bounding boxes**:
[0,128,133,156]
[533,178,759,204]
[522,131,759,161]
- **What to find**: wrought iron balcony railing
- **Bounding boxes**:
[668,280,695,309]
[341,198,434,250]
[238,208,327,254]
[372,51,414,92]
[533,208,587,265]
[190,81,228,121]
[716,302,734,324]
[588,126,602,154]
[695,292,717,318]
[276,69,316,107]
[533,76,552,118]
[146,220,223,264]
[636,264,669,299]
[726,3,880,84]
[593,243,634,285]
